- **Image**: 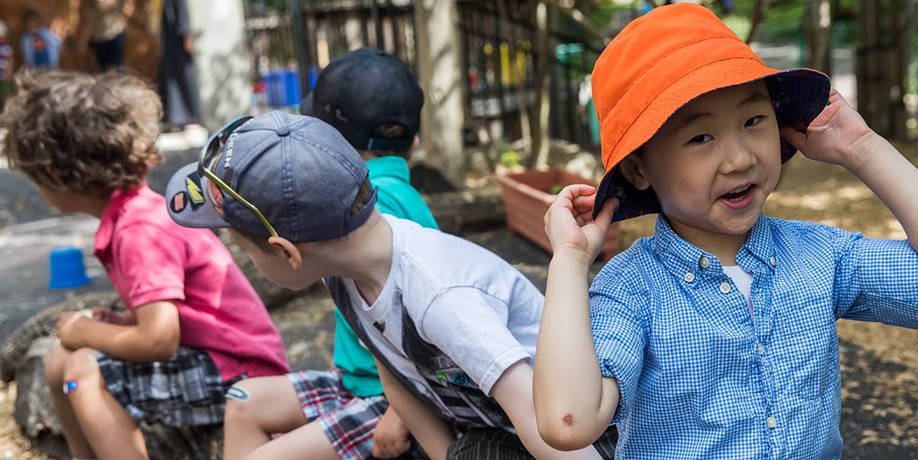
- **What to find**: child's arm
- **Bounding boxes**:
[533,184,620,450]
[373,357,455,460]
[781,89,918,251]
[56,300,181,362]
[491,360,603,459]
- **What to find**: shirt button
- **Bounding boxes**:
[699,257,711,269]
[719,282,731,294]
[758,343,765,355]
[769,256,777,266]
[766,416,777,429]
[684,272,695,283]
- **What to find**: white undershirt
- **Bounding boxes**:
[722,265,754,319]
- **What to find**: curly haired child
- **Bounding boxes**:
[0,70,290,460]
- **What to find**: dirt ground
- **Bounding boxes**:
[1,141,917,459]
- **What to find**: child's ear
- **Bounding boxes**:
[268,236,303,270]
[618,155,651,191]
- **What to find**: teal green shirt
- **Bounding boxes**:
[334,156,439,396]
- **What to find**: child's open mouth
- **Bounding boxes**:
[719,185,755,208]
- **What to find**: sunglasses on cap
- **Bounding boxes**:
[198,116,279,238]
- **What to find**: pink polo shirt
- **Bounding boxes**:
[93,185,289,380]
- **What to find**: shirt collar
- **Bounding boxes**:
[651,214,776,280]
[366,156,410,183]
[93,185,147,257]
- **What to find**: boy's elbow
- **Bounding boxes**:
[536,411,601,451]
[147,332,180,362]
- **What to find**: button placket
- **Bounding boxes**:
[699,256,711,269]
[766,416,777,429]
[719,281,731,294]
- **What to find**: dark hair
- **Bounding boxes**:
[0,70,162,196]
[357,123,413,159]
[231,177,376,251]
[23,9,40,23]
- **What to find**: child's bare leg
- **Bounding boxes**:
[61,348,148,460]
[223,376,336,460]
[45,344,95,459]
[249,420,339,460]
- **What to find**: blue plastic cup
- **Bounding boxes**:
[48,247,91,289]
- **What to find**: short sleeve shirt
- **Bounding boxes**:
[327,215,544,430]
[94,186,289,381]
[332,156,440,397]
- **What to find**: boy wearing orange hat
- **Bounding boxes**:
[533,3,918,458]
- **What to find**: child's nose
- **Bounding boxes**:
[719,136,757,174]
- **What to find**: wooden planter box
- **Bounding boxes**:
[496,169,621,261]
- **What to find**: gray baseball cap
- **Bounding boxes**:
[165,111,377,242]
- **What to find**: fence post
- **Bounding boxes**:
[414,0,465,187]
[288,0,311,97]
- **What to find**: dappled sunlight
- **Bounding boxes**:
[768,184,874,210]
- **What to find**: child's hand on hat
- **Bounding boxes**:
[780,89,875,171]
[544,184,617,265]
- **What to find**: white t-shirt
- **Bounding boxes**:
[722,264,753,319]
[325,215,545,430]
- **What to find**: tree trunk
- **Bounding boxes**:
[889,0,912,140]
[745,0,767,44]
[527,1,552,170]
[414,0,465,188]
[856,0,910,139]
[805,0,833,75]
[857,0,890,135]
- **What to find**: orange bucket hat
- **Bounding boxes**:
[592,2,830,221]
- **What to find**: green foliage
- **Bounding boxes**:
[548,184,564,195]
[500,150,520,169]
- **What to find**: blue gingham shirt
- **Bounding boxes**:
[590,215,918,459]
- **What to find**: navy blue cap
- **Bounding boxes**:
[166,111,378,242]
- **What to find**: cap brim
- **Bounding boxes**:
[165,162,231,229]
[299,92,314,116]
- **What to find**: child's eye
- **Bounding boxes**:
[745,115,765,127]
[689,134,712,144]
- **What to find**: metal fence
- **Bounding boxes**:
[241,0,624,153]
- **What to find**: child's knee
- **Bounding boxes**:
[224,382,257,424]
[61,347,101,383]
[44,343,71,387]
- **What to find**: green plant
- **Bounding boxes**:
[500,150,520,169]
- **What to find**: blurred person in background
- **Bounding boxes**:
[79,0,131,71]
[20,9,61,69]
[158,0,204,136]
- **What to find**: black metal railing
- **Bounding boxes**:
[244,0,627,154]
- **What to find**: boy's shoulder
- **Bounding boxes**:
[591,236,658,297]
[385,215,541,299]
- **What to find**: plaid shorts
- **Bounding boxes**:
[95,347,229,427]
[288,368,427,460]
